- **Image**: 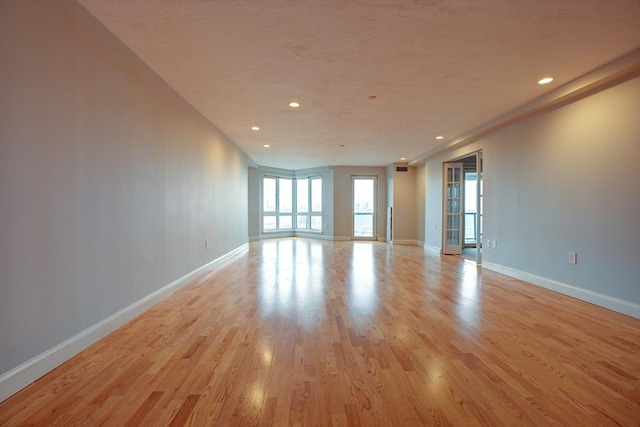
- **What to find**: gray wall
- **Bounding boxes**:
[422,76,640,305]
[0,0,250,375]
[415,165,426,245]
[248,167,260,240]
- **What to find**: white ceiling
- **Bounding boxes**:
[78,0,640,170]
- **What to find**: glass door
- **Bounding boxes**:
[443,163,463,254]
[353,177,376,239]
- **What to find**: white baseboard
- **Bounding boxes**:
[392,240,419,245]
[0,243,249,402]
[294,232,332,241]
[482,261,640,319]
[259,231,295,240]
[256,232,335,241]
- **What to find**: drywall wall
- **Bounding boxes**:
[248,167,260,240]
[390,164,417,243]
[415,165,426,245]
[331,166,387,240]
[0,0,250,377]
[386,164,394,241]
[422,75,640,312]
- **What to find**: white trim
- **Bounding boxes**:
[259,231,295,239]
[351,175,378,241]
[409,49,640,166]
[295,232,332,241]
[257,231,334,241]
[393,240,419,246]
[483,261,640,319]
[416,240,425,247]
[0,243,248,402]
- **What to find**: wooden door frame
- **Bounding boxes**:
[442,150,483,264]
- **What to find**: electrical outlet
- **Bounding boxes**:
[493,240,497,248]
[486,239,492,248]
[569,251,577,264]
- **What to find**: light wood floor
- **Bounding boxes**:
[1,238,639,426]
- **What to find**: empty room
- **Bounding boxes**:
[1,0,639,425]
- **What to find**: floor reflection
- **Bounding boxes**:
[454,262,481,329]
[349,242,378,318]
[258,239,324,320]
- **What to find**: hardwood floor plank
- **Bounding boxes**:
[1,238,638,426]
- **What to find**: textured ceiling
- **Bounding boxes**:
[78,0,640,170]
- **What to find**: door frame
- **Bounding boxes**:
[352,175,377,240]
[442,150,483,264]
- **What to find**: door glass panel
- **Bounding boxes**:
[353,178,375,238]
[354,215,373,237]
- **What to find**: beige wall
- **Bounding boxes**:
[0,0,250,375]
[420,75,640,310]
[389,164,417,243]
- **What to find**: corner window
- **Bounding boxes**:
[262,175,322,233]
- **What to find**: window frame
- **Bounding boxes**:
[295,176,322,232]
[260,172,323,235]
[262,175,294,232]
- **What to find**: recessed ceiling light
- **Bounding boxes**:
[263,144,270,148]
[251,126,260,131]
[435,135,444,140]
[400,157,407,161]
[538,77,554,85]
[288,102,300,108]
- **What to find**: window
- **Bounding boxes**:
[296,177,322,232]
[262,175,322,233]
[263,177,277,230]
[263,176,293,231]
